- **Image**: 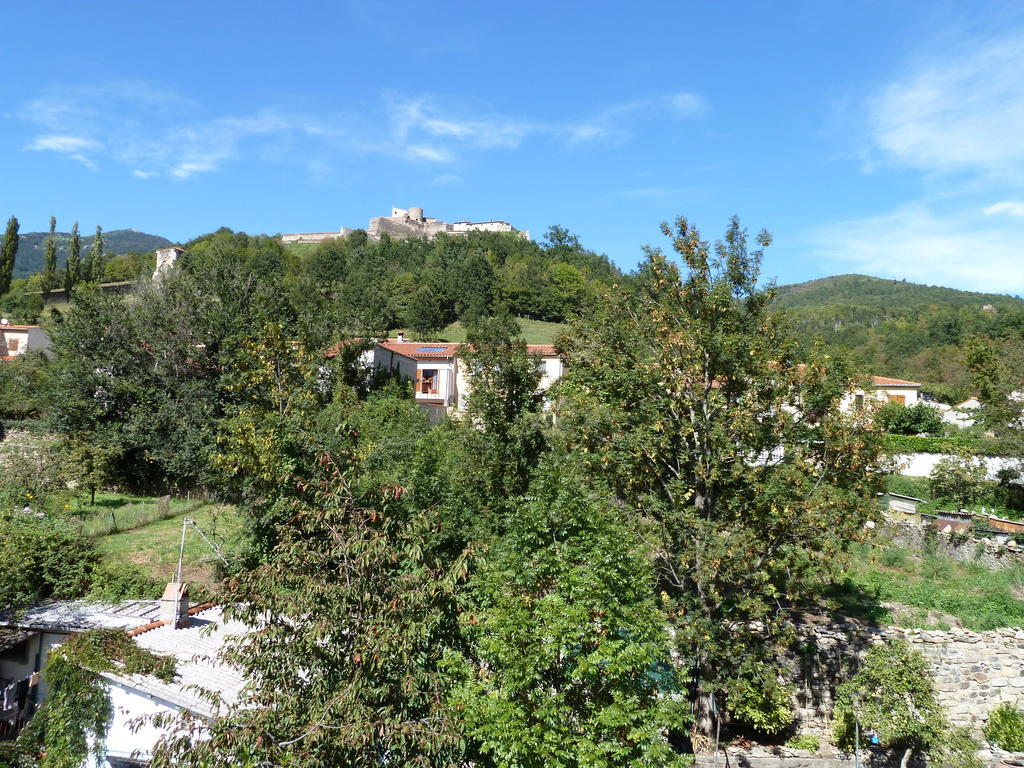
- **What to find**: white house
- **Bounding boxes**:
[361,336,565,422]
[942,396,982,428]
[0,320,50,360]
[840,375,922,412]
[0,586,247,766]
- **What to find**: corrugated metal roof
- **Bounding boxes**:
[0,627,35,652]
[0,600,162,632]
[102,606,249,718]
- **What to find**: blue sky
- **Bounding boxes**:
[3,1,1024,293]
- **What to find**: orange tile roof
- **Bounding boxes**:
[872,375,921,388]
[377,340,560,359]
[0,325,39,331]
[378,341,461,359]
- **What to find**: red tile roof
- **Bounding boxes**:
[0,325,39,331]
[872,375,921,388]
[377,340,560,359]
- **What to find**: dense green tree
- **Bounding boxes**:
[408,283,447,336]
[454,463,688,767]
[963,335,1024,446]
[875,401,943,435]
[557,216,885,737]
[0,350,50,421]
[460,314,547,521]
[64,220,81,293]
[84,224,104,282]
[151,458,470,768]
[929,451,991,509]
[42,216,58,294]
[45,232,308,493]
[0,216,19,298]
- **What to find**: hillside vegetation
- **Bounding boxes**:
[14,229,171,278]
[774,274,1024,401]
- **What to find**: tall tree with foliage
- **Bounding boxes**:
[85,224,104,282]
[42,215,58,295]
[453,461,688,767]
[64,220,81,293]
[151,456,471,768]
[557,216,885,738]
[459,314,547,524]
[0,216,19,297]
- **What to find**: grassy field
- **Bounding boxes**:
[71,491,205,536]
[96,505,243,592]
[831,539,1024,631]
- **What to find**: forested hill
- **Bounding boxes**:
[773,274,1024,401]
[775,274,1024,311]
[14,229,172,278]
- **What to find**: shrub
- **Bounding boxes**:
[877,402,943,436]
[833,638,980,768]
[0,513,99,610]
[87,561,161,601]
[881,547,909,568]
[984,703,1024,751]
[726,666,795,735]
[930,453,991,509]
[785,734,820,753]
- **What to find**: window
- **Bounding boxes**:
[5,338,17,352]
[417,369,439,395]
[854,394,864,409]
[887,394,906,405]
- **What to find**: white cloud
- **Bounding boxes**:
[24,134,103,169]
[406,145,452,163]
[984,201,1024,217]
[387,96,536,150]
[807,202,1024,294]
[17,82,707,179]
[870,35,1024,177]
[665,92,706,118]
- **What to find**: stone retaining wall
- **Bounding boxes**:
[889,522,1024,571]
[792,621,1024,737]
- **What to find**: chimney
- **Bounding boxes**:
[159,582,190,629]
[396,332,406,343]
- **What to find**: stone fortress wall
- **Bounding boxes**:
[792,620,1024,738]
[281,205,529,244]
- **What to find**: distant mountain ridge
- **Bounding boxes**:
[771,274,1024,400]
[13,229,172,279]
[774,274,1024,311]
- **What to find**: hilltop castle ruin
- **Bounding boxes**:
[281,206,529,244]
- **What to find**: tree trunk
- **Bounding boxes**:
[900,747,913,768]
[691,688,716,741]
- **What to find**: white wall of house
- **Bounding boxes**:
[894,452,1019,479]
[414,360,456,405]
[366,346,418,383]
[537,356,563,392]
[101,680,180,765]
[840,385,920,412]
[0,327,50,358]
